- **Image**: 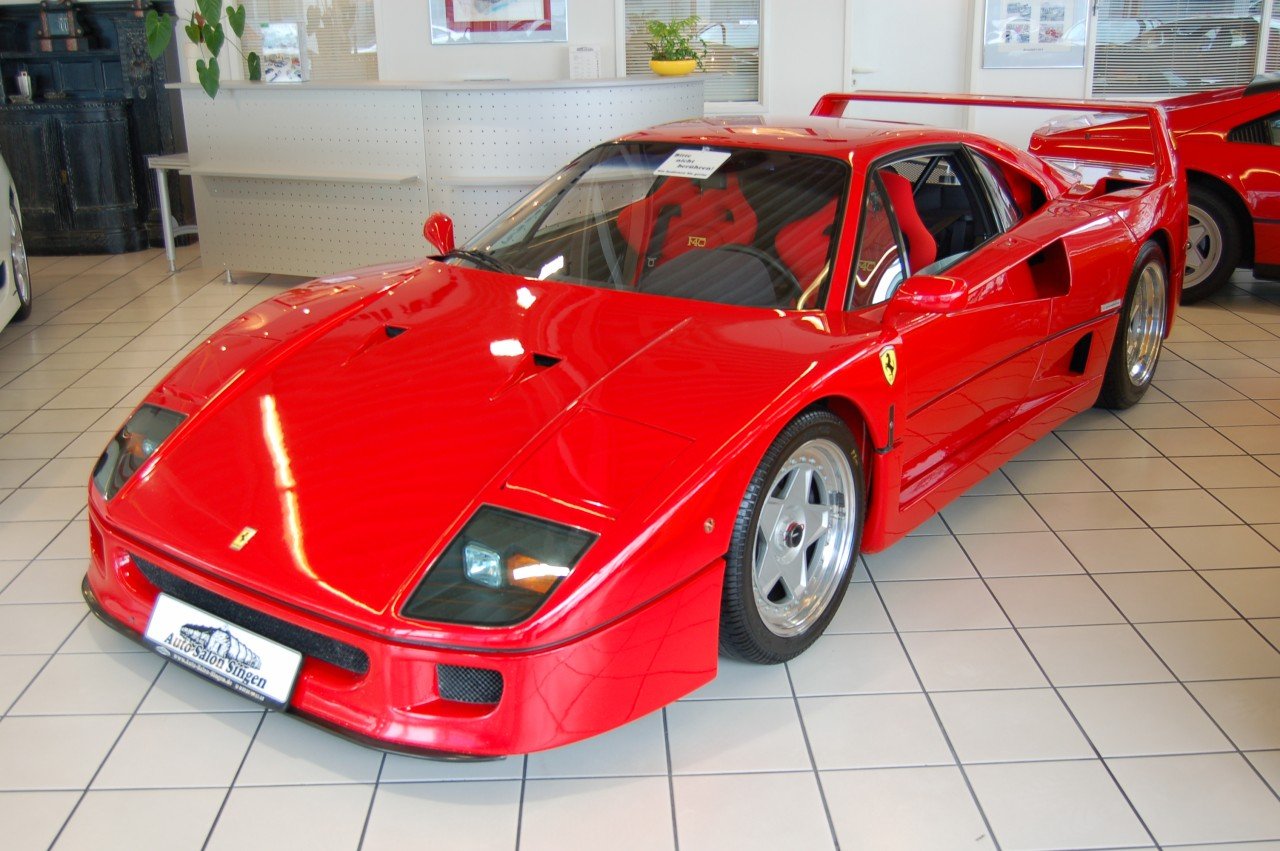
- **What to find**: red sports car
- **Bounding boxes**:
[1032,72,1280,302]
[84,93,1184,758]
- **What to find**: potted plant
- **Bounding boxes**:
[143,2,261,99]
[645,15,706,76]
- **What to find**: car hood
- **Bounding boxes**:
[105,263,857,624]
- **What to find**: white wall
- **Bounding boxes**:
[373,0,615,82]
[160,0,1092,145]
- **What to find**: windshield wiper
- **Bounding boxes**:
[441,249,518,275]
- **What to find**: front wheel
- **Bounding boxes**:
[1182,185,1242,304]
[9,192,31,322]
[719,410,864,663]
[1097,241,1168,410]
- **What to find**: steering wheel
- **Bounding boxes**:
[719,244,804,304]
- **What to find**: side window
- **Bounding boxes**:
[969,152,1024,231]
[849,176,906,309]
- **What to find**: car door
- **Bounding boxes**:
[854,148,1054,507]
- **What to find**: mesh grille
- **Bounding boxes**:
[437,664,504,704]
[131,553,371,675]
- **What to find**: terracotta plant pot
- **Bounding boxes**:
[649,59,697,76]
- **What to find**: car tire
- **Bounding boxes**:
[1097,241,1168,410]
[719,409,863,664]
[1182,185,1242,304]
[9,194,31,322]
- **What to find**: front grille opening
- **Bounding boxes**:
[130,552,371,675]
[437,664,504,704]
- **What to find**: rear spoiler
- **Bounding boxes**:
[812,91,1176,189]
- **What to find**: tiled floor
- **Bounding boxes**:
[1,247,1279,850]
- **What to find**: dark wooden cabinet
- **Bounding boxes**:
[0,99,145,253]
[0,2,183,255]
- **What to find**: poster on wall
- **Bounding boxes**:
[983,0,1087,69]
[429,0,568,44]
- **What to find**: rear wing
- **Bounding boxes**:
[812,91,1176,189]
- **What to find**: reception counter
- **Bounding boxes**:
[174,77,705,277]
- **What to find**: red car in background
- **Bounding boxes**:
[1032,72,1280,302]
[84,93,1183,758]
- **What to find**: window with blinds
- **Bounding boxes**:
[241,0,378,81]
[623,0,761,104]
[1092,0,1275,97]
[1268,2,1280,70]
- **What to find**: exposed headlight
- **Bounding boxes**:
[402,506,596,626]
[91,404,186,499]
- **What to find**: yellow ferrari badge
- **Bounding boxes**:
[880,347,898,386]
[230,527,257,551]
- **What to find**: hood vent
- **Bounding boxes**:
[385,324,408,338]
[532,352,560,368]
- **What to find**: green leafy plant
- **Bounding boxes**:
[644,15,706,68]
[144,1,260,99]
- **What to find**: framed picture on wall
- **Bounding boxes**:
[983,0,1087,68]
[429,0,568,44]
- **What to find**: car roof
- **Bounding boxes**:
[617,114,996,161]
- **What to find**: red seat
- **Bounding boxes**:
[880,170,937,272]
[775,199,838,286]
[617,174,758,275]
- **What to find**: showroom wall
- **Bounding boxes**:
[127,0,1087,143]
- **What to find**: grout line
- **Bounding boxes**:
[354,752,386,850]
[201,708,268,851]
[662,707,681,851]
[783,662,841,850]
[865,569,1004,851]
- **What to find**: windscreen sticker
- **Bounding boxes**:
[655,149,732,180]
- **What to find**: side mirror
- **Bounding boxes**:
[423,212,455,255]
[892,275,968,314]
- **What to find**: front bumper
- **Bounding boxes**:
[85,514,721,758]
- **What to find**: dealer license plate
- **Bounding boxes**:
[144,594,302,709]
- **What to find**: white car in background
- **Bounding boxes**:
[1,154,32,328]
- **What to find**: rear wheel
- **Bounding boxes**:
[1098,241,1167,410]
[9,192,31,322]
[1182,185,1242,304]
[719,410,863,663]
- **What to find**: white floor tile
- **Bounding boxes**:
[520,777,673,851]
[958,531,1083,577]
[902,629,1047,691]
[666,698,810,774]
[933,688,1092,764]
[877,578,1009,631]
[10,651,161,715]
[863,535,977,581]
[233,712,382,786]
[1108,753,1280,845]
[0,714,127,790]
[205,784,374,851]
[800,693,952,769]
[1061,682,1233,757]
[1095,571,1240,623]
[822,765,995,850]
[968,759,1151,850]
[1058,528,1190,573]
[1139,620,1280,680]
[987,575,1124,627]
[91,711,259,790]
[0,790,80,851]
[674,772,835,851]
[787,632,919,696]
[525,710,667,777]
[1021,625,1174,687]
[361,781,521,851]
[54,788,225,851]
[1187,679,1280,750]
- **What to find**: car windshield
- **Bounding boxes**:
[452,142,849,310]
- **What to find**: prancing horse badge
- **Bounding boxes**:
[880,347,898,386]
[230,527,257,551]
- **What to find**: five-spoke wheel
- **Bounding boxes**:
[720,410,863,663]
